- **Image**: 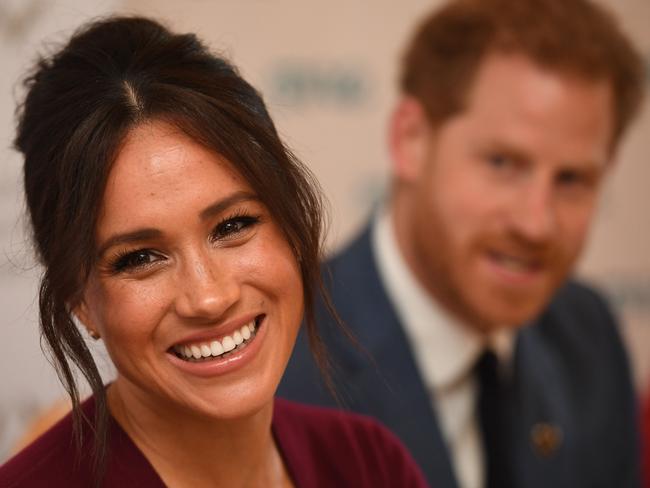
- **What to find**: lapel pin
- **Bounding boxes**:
[530,422,563,458]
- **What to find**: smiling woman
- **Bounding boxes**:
[0,17,427,488]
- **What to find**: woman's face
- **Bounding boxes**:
[77,120,304,420]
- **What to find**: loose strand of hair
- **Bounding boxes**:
[39,278,109,485]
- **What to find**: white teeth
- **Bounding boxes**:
[210,340,224,356]
[222,336,236,352]
[233,330,243,345]
[502,259,526,271]
[241,325,251,341]
[176,319,258,360]
[494,253,531,271]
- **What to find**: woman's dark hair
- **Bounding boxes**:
[15,16,336,481]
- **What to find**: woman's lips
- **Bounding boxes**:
[166,315,267,377]
[172,318,260,361]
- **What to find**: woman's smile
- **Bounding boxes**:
[171,315,260,362]
[166,314,268,378]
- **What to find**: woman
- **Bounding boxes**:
[0,16,428,488]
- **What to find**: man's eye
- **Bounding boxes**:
[557,170,588,186]
[486,153,513,169]
[111,250,160,273]
[212,215,260,241]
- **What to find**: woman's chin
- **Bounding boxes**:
[170,381,278,423]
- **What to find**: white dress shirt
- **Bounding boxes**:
[371,207,514,488]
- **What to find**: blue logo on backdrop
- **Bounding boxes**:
[267,61,370,108]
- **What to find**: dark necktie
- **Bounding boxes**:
[476,350,514,488]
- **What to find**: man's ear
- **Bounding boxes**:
[388,96,431,183]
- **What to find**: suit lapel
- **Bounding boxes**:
[512,325,576,488]
[326,226,458,487]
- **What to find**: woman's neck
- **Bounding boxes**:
[106,381,293,488]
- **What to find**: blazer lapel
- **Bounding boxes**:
[512,325,575,488]
[326,226,458,488]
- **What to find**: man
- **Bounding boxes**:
[278,0,646,487]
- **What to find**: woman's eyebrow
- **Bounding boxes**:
[199,191,259,221]
[97,191,260,257]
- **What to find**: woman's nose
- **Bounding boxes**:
[173,251,240,321]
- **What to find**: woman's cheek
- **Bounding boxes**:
[99,279,171,336]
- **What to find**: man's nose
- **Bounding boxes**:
[173,251,240,321]
[508,176,557,244]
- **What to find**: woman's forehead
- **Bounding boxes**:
[97,121,255,235]
[112,121,243,188]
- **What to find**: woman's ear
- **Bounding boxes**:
[388,96,432,183]
[73,300,101,340]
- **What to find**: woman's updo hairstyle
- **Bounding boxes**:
[15,16,332,478]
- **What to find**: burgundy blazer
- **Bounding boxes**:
[641,388,650,488]
[0,395,428,487]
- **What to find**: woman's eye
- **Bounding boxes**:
[111,250,161,273]
[212,215,260,242]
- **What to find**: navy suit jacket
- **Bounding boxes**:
[278,224,641,487]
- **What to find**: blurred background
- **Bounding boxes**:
[0,0,648,461]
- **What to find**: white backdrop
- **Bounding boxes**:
[1,0,648,462]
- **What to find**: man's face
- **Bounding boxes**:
[395,53,614,331]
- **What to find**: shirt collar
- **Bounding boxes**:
[371,206,515,391]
